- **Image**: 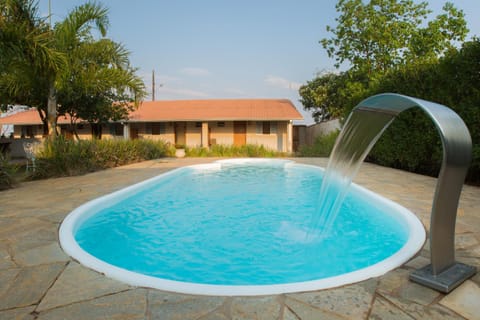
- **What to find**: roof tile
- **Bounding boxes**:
[0,99,303,125]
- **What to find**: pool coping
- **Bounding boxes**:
[59,158,426,296]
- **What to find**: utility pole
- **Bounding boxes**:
[48,0,52,28]
[152,69,155,101]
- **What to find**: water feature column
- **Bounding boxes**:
[314,93,476,293]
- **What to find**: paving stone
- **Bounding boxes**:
[197,312,230,320]
[14,241,69,267]
[37,289,147,320]
[0,268,20,299]
[381,292,464,320]
[147,290,194,304]
[0,306,36,320]
[440,280,480,320]
[284,296,345,320]
[0,217,47,241]
[0,241,16,270]
[230,296,282,320]
[282,307,301,320]
[397,281,440,306]
[286,280,376,320]
[378,268,410,295]
[369,296,414,320]
[0,158,479,319]
[148,294,225,320]
[0,262,65,310]
[37,262,131,311]
[456,233,479,250]
[472,272,480,286]
[404,255,430,270]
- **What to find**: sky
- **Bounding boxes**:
[37,0,480,124]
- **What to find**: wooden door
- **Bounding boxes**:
[233,121,246,146]
[175,122,186,146]
[130,127,139,140]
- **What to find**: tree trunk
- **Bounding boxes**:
[70,116,80,141]
[36,109,49,136]
[91,123,102,139]
[47,84,57,137]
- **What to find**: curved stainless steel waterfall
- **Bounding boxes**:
[355,93,476,292]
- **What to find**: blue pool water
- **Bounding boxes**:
[68,159,422,292]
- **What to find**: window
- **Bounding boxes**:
[256,121,272,135]
[21,125,35,138]
[217,122,225,127]
[114,123,123,136]
[147,123,166,135]
[262,121,270,134]
[195,122,202,128]
[151,123,161,135]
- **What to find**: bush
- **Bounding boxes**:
[362,40,480,184]
[0,154,18,190]
[31,137,175,179]
[185,144,284,158]
[298,130,340,157]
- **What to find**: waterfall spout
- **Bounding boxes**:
[311,93,476,292]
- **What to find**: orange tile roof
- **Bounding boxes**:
[0,109,74,125]
[129,99,303,121]
[0,99,303,125]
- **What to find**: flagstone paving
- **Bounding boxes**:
[0,157,479,319]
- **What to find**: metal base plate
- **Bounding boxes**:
[410,262,477,293]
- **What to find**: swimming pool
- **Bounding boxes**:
[59,159,425,296]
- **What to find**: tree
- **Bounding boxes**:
[301,0,469,123]
[0,0,112,137]
[321,0,468,75]
[46,1,110,137]
[0,0,60,133]
[299,71,347,122]
[58,38,145,139]
[367,39,480,183]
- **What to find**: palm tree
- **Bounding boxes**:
[0,0,59,133]
[0,0,121,137]
[48,1,111,136]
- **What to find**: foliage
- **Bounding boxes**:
[298,130,340,157]
[58,37,146,139]
[185,144,285,158]
[299,71,371,122]
[321,0,468,75]
[301,0,469,123]
[0,0,145,137]
[366,39,480,183]
[0,0,55,131]
[30,137,175,178]
[299,72,345,122]
[0,153,18,190]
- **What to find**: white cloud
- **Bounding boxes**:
[264,75,301,91]
[180,67,211,77]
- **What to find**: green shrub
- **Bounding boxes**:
[185,144,284,157]
[31,137,175,179]
[298,130,340,157]
[0,154,18,190]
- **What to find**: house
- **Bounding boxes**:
[0,99,303,152]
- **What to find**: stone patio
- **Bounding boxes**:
[0,157,479,319]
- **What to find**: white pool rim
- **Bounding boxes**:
[59,158,426,296]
